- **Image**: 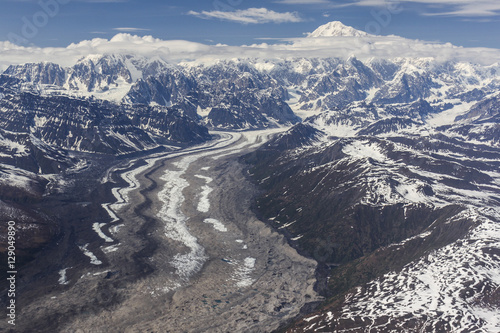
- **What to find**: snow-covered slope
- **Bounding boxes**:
[307,21,370,38]
[245,100,500,332]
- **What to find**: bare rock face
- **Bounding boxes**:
[4,62,66,86]
[124,68,197,107]
[457,94,500,122]
[66,55,133,92]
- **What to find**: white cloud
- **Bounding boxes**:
[187,7,304,24]
[348,0,500,17]
[423,2,500,16]
[1,28,500,72]
[112,27,151,32]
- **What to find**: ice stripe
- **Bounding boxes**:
[79,244,102,265]
[92,223,114,243]
[195,175,214,213]
[58,268,70,285]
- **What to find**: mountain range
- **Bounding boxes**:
[0,21,499,332]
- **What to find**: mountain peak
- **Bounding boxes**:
[308,21,369,38]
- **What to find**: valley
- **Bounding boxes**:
[1,130,319,333]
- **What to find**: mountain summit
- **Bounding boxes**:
[308,21,369,38]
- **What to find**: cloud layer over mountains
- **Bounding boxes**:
[1,21,499,71]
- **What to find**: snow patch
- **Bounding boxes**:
[337,209,500,332]
[109,224,124,235]
[343,140,386,162]
[92,223,114,243]
[427,101,475,127]
[395,183,428,203]
[195,174,213,213]
[233,257,256,288]
[102,244,120,254]
[58,268,70,285]
[203,218,227,232]
[78,244,102,265]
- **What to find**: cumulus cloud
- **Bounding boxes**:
[187,7,304,24]
[348,0,500,17]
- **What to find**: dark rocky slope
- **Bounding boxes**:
[243,121,500,332]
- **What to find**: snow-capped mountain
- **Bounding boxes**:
[5,54,500,133]
[3,54,168,101]
[307,21,370,38]
[3,62,66,87]
[3,55,300,130]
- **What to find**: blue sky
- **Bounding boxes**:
[0,0,499,49]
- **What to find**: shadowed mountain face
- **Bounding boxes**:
[243,118,500,332]
[0,92,211,154]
